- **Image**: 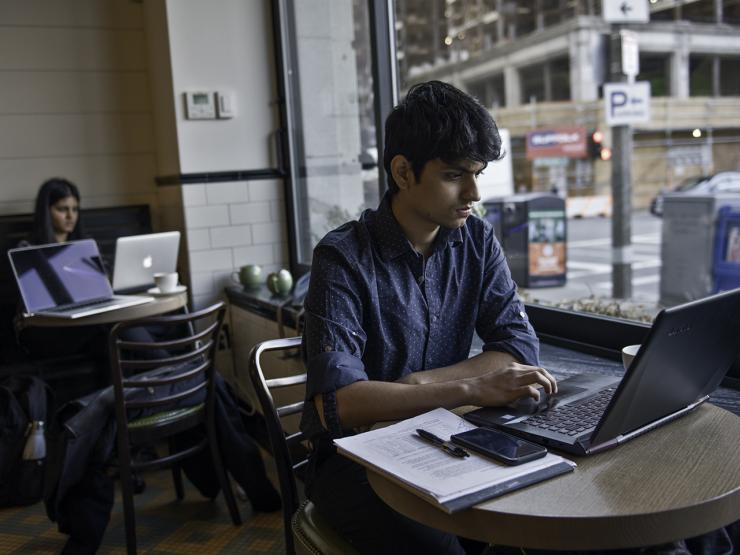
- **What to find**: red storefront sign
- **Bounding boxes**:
[526,126,587,159]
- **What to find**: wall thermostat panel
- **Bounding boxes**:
[184,91,216,119]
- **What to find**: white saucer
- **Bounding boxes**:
[147,284,187,297]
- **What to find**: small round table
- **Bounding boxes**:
[18,292,188,328]
[368,404,740,551]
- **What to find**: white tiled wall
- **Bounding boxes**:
[183,179,289,309]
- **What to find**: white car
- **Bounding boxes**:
[650,172,740,216]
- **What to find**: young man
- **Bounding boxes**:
[299,81,556,554]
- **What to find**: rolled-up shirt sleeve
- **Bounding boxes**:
[301,242,368,437]
[475,228,540,366]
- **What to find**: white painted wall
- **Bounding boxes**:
[157,0,287,309]
[165,0,278,173]
[0,0,160,217]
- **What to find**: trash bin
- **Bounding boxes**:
[660,194,740,306]
[482,193,567,288]
[713,206,740,293]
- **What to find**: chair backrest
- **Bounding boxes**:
[108,303,225,443]
[248,336,306,555]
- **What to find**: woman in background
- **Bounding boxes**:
[18,178,175,371]
[14,178,108,384]
[30,178,83,245]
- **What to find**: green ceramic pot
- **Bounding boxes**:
[232,264,262,289]
[267,269,293,296]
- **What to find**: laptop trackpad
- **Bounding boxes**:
[507,381,589,414]
[550,382,589,405]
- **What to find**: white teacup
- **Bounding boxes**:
[153,271,178,293]
[621,344,641,370]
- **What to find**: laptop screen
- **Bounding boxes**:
[9,240,112,312]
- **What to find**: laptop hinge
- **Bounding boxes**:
[586,396,708,454]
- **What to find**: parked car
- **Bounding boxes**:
[650,172,740,216]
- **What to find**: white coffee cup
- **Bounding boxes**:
[153,271,178,293]
[621,344,641,370]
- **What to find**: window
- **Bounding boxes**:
[549,57,571,101]
[689,55,740,97]
[638,54,670,97]
[681,0,718,23]
[726,0,740,25]
[274,0,394,269]
[269,0,740,384]
[391,0,740,372]
[520,62,546,104]
[720,57,740,96]
[690,54,714,96]
[519,57,570,104]
[467,74,505,109]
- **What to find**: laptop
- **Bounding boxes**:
[465,288,740,456]
[8,239,153,319]
[111,231,180,293]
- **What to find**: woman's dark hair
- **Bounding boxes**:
[383,80,503,194]
[31,178,83,244]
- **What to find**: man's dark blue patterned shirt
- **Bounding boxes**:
[300,193,539,441]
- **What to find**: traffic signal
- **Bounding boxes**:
[588,130,612,161]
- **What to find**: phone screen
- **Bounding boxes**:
[452,428,546,463]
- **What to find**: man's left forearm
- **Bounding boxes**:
[397,350,518,386]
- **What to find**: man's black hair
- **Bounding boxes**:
[383,80,503,194]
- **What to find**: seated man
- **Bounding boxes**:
[300,80,556,555]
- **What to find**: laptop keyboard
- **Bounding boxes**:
[524,387,616,436]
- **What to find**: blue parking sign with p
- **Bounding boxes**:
[604,82,651,126]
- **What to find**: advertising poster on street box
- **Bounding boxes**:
[528,210,566,277]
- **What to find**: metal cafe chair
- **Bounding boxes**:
[248,336,358,555]
[108,302,240,555]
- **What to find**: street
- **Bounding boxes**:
[520,211,662,307]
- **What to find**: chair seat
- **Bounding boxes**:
[129,403,204,429]
[291,499,360,555]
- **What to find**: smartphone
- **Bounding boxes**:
[450,427,547,465]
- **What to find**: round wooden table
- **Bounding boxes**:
[18,292,188,328]
[368,404,740,550]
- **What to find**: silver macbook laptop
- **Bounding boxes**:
[8,239,152,319]
[112,231,180,293]
[465,288,740,456]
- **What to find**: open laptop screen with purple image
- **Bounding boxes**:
[9,239,113,313]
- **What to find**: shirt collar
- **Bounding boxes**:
[369,192,464,261]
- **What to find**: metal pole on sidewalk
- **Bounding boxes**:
[610,29,633,299]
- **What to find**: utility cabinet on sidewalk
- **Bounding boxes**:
[712,206,740,293]
[660,194,740,306]
[482,193,567,288]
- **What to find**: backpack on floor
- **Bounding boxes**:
[0,375,53,507]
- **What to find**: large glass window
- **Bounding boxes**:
[392,0,740,343]
[277,0,383,267]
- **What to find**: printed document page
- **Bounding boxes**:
[335,408,575,505]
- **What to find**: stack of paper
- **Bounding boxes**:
[335,408,575,513]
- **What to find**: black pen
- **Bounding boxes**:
[415,428,470,458]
